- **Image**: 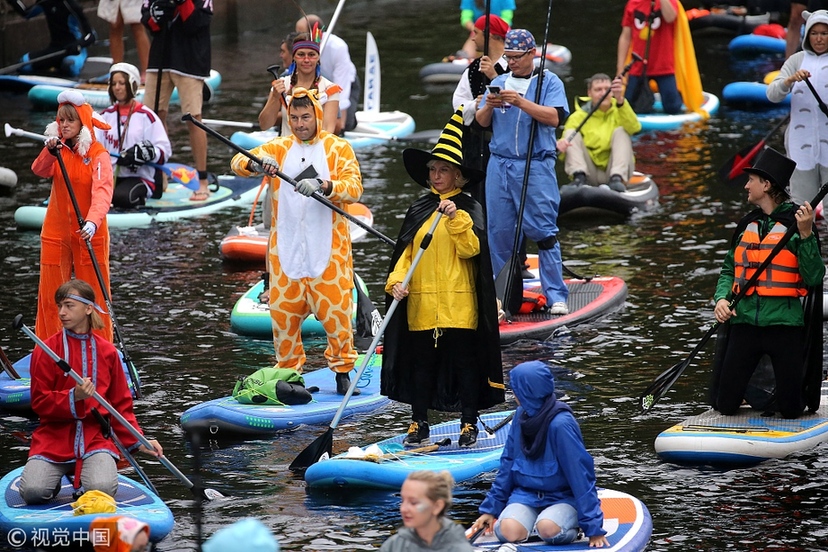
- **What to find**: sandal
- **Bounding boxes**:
[189,190,210,202]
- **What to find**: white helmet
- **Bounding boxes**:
[109,62,141,94]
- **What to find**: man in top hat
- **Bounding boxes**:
[710,147,824,419]
[381,107,504,449]
[230,88,362,396]
[476,29,570,316]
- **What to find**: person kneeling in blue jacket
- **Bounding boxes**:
[469,360,609,548]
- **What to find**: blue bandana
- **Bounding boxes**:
[504,29,536,52]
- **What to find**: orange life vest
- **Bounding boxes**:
[732,220,806,297]
[519,290,547,314]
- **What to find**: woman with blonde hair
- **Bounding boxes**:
[380,470,472,551]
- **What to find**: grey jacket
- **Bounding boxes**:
[379,518,473,552]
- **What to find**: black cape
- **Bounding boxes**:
[709,206,823,412]
[380,192,505,412]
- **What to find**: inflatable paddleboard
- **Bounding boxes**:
[229,273,372,338]
[559,172,659,221]
[655,381,828,466]
[728,33,785,55]
[722,81,789,108]
[220,203,374,264]
[637,92,719,132]
[687,9,770,35]
[501,255,627,345]
[0,57,113,93]
[0,353,139,413]
[470,488,652,552]
[419,44,572,85]
[14,175,260,230]
[0,467,174,545]
[27,69,222,109]
[304,410,513,489]
[230,109,416,151]
[179,353,388,437]
[0,167,18,189]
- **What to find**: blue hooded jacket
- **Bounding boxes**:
[479,361,605,538]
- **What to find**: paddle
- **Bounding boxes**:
[478,411,514,435]
[91,407,160,496]
[51,144,142,398]
[639,180,828,412]
[495,0,555,318]
[3,123,199,189]
[0,346,21,380]
[0,33,95,76]
[13,314,225,500]
[318,0,348,54]
[290,211,443,472]
[562,53,642,144]
[201,118,441,144]
[717,115,789,186]
[183,113,398,247]
[362,437,452,463]
[803,75,828,117]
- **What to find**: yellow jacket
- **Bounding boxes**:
[385,188,480,331]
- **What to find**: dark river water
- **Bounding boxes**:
[2,0,827,550]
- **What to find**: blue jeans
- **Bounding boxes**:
[494,502,579,544]
[625,74,683,114]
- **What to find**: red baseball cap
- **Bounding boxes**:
[474,15,510,39]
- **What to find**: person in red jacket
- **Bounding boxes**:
[18,280,162,504]
[32,89,114,343]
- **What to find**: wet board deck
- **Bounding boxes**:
[27,70,222,109]
[418,44,572,84]
[14,175,260,229]
[303,410,513,490]
[469,488,652,552]
[229,273,372,339]
[655,381,828,466]
[0,467,174,545]
[230,110,415,151]
[0,353,138,413]
[559,172,659,221]
[637,92,720,132]
[219,203,374,264]
[179,353,388,437]
[501,278,627,346]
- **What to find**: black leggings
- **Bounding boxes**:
[714,324,806,418]
[112,177,148,209]
[409,328,479,425]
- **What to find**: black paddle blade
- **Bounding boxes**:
[290,427,333,472]
[639,357,690,412]
[494,257,523,317]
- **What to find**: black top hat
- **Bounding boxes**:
[403,107,486,189]
[743,146,797,193]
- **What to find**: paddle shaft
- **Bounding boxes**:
[368,437,452,462]
[641,180,828,411]
[5,124,194,187]
[318,0,347,54]
[564,53,641,143]
[0,346,21,380]
[499,0,554,317]
[0,33,94,76]
[52,149,142,398]
[15,318,218,498]
[91,407,160,495]
[804,76,828,117]
[483,0,491,57]
[183,113,397,247]
[328,212,442,430]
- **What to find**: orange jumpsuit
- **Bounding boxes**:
[32,95,114,342]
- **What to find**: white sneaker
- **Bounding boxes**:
[549,301,569,315]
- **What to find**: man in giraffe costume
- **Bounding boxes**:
[230,88,362,395]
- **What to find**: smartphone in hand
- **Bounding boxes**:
[486,85,501,96]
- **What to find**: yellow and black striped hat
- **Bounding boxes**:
[403,106,486,189]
